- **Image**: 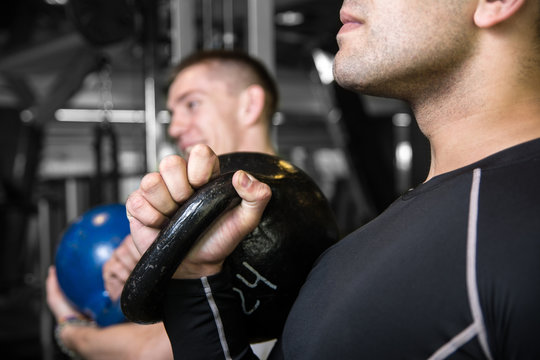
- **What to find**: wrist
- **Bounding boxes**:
[58,314,85,324]
[172,261,223,279]
[54,316,96,359]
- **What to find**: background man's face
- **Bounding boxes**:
[167,63,242,157]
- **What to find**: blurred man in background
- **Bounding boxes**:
[46,49,279,359]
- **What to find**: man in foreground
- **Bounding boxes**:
[127,0,540,358]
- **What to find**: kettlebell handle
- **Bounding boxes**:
[121,171,257,323]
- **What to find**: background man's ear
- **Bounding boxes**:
[238,85,266,126]
[474,0,525,28]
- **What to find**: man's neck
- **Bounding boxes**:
[420,98,540,181]
[411,53,540,181]
[236,123,277,156]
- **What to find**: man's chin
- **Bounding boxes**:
[332,56,351,89]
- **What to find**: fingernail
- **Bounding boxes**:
[239,171,254,188]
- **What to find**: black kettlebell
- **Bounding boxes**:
[121,152,340,342]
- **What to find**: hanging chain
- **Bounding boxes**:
[95,61,118,191]
[99,62,114,122]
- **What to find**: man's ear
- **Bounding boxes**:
[474,0,526,28]
[238,85,266,126]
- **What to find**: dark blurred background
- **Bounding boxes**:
[0,1,430,358]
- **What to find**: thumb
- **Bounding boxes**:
[232,170,272,234]
[173,170,272,278]
[198,170,271,256]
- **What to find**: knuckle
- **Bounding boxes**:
[140,173,163,194]
[125,191,165,227]
[146,210,165,227]
[116,245,127,256]
[159,154,186,172]
[126,191,146,214]
[171,186,193,204]
[190,144,213,158]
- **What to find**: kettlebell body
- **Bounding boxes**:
[121,153,340,341]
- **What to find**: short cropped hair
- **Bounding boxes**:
[169,50,279,121]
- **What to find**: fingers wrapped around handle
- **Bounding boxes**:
[121,171,242,323]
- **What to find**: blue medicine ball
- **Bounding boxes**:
[55,203,130,326]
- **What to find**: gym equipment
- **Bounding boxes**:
[55,203,129,327]
[66,0,136,46]
[121,152,340,342]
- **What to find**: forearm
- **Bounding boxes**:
[163,270,257,360]
[58,322,172,360]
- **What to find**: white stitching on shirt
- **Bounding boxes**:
[467,169,493,360]
[427,169,493,360]
[428,324,477,360]
[201,276,232,360]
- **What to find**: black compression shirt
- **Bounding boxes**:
[164,138,540,359]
